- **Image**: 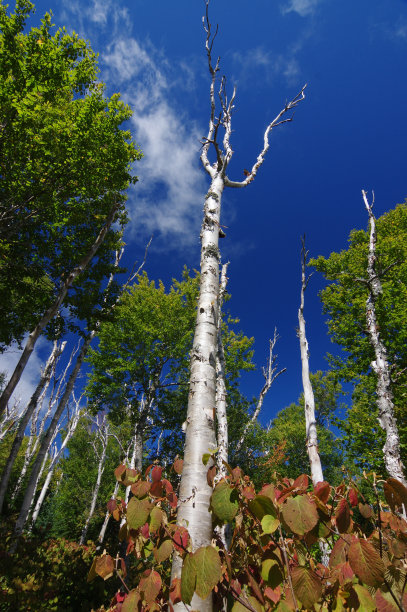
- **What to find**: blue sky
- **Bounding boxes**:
[4,0,407,425]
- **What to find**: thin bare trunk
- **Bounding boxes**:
[10,334,93,549]
[79,415,109,545]
[0,340,65,513]
[362,191,406,485]
[235,330,285,455]
[97,480,120,550]
[0,200,119,417]
[30,403,82,528]
[215,263,229,480]
[0,399,23,441]
[298,237,324,486]
[172,5,305,609]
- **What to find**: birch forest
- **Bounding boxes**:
[2,1,407,610]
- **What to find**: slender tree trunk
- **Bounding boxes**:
[362,191,406,485]
[0,200,119,417]
[235,330,285,456]
[30,405,82,528]
[298,238,324,486]
[215,263,229,480]
[79,416,109,545]
[10,334,93,550]
[97,480,120,551]
[0,340,65,514]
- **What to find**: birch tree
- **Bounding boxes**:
[362,191,406,485]
[0,339,66,513]
[172,4,305,609]
[215,262,229,479]
[298,237,324,486]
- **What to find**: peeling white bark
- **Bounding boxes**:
[362,191,406,485]
[298,238,324,486]
[172,4,305,609]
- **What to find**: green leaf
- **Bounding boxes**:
[261,558,284,589]
[352,584,376,611]
[126,497,152,530]
[281,494,319,535]
[181,552,197,605]
[149,507,163,533]
[122,589,141,611]
[194,546,222,600]
[210,480,239,522]
[153,539,173,564]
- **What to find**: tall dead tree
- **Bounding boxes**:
[172,3,305,609]
[235,329,285,456]
[298,237,324,486]
[215,262,229,480]
[362,191,406,485]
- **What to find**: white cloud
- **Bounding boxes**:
[101,35,206,248]
[231,47,301,86]
[281,0,321,17]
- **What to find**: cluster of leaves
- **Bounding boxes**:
[89,459,407,611]
[0,520,115,610]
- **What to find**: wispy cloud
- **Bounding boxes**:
[231,46,300,86]
[281,0,322,17]
[60,2,206,250]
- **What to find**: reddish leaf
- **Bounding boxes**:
[260,484,276,503]
[140,522,150,538]
[242,486,256,500]
[95,554,114,580]
[207,465,217,486]
[150,481,164,497]
[291,566,322,609]
[151,466,162,482]
[173,458,184,474]
[107,498,117,513]
[122,468,139,487]
[386,478,407,511]
[114,464,126,482]
[139,569,162,603]
[169,577,182,604]
[335,499,351,533]
[131,480,151,498]
[232,467,242,481]
[331,561,354,586]
[194,546,222,600]
[281,494,319,535]
[246,569,265,604]
[293,474,309,491]
[120,558,127,578]
[162,478,173,494]
[348,487,358,507]
[359,502,373,519]
[170,525,190,553]
[329,536,350,568]
[264,585,281,604]
[375,588,402,612]
[167,491,178,508]
[126,497,152,530]
[348,537,385,587]
[314,481,331,504]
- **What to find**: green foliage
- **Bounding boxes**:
[0,0,141,347]
[0,521,115,610]
[311,203,407,472]
[90,461,407,611]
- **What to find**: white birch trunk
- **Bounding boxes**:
[0,340,65,513]
[79,416,109,545]
[30,405,82,528]
[97,480,120,551]
[10,334,93,549]
[362,191,406,485]
[215,263,229,480]
[0,200,119,417]
[0,399,23,441]
[171,6,305,609]
[298,238,324,486]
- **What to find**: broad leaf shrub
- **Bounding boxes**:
[0,521,115,611]
[90,460,407,611]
